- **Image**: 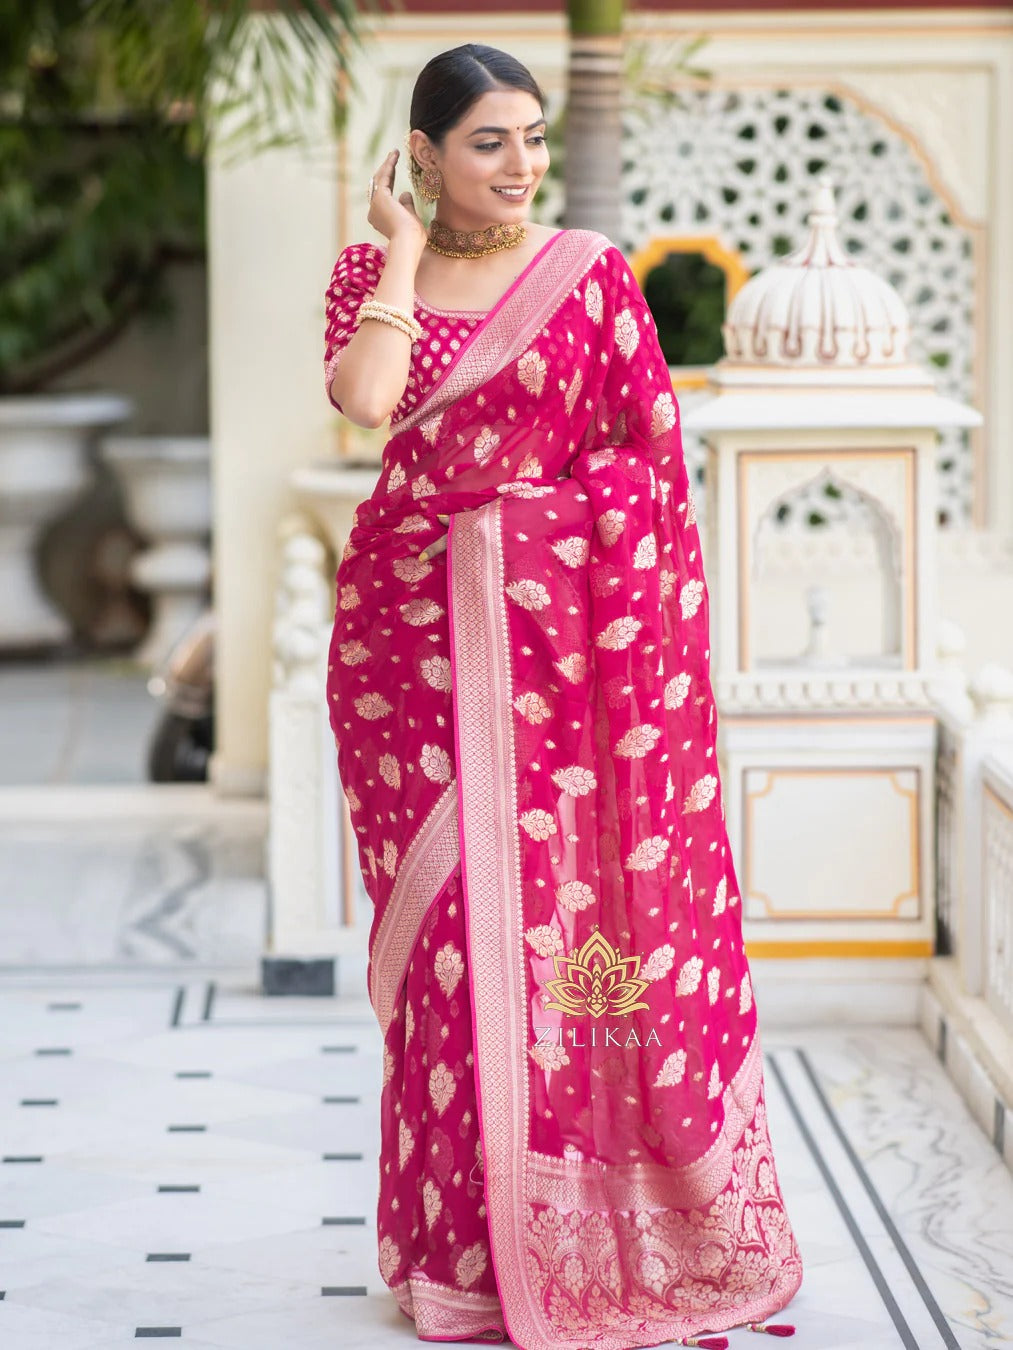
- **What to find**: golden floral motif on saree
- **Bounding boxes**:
[612,724,662,759]
[513,691,552,724]
[541,929,652,1019]
[548,536,589,568]
[584,279,604,325]
[519,809,557,841]
[614,306,641,360]
[428,1061,457,1117]
[594,615,643,651]
[650,389,678,435]
[505,578,551,611]
[555,880,595,912]
[596,507,627,546]
[664,672,692,708]
[434,942,465,998]
[624,834,670,872]
[517,349,547,397]
[683,774,719,813]
[554,652,587,683]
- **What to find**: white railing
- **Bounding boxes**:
[982,752,1013,1038]
[928,653,1013,1153]
[268,525,368,960]
[266,466,382,973]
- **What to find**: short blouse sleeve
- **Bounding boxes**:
[323,242,384,412]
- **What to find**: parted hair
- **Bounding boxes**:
[406,44,546,189]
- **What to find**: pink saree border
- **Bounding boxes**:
[391,1277,505,1342]
[447,498,538,1337]
[389,227,609,436]
[368,782,460,1039]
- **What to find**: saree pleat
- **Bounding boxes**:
[379,867,507,1342]
[326,226,803,1349]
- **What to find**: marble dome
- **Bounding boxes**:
[721,176,911,367]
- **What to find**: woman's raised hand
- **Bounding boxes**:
[367,149,428,255]
[419,514,450,563]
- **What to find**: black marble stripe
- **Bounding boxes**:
[0,1220,26,1228]
[146,1254,191,1262]
[323,1152,364,1161]
[34,1047,71,1056]
[322,1216,366,1225]
[135,1329,182,1338]
[767,1054,921,1350]
[3,1156,43,1164]
[321,1045,357,1054]
[202,982,216,1022]
[994,1097,1006,1155]
[796,1048,962,1350]
[157,1185,200,1193]
[170,987,185,1028]
[167,1125,207,1133]
[322,1095,360,1104]
[175,1071,212,1079]
[321,1286,367,1296]
[20,1099,58,1107]
[47,1001,81,1010]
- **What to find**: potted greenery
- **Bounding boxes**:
[0,0,366,647]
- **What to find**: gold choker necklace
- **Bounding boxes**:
[426,219,527,258]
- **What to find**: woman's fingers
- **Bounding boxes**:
[370,149,398,196]
[419,535,448,562]
[419,519,451,563]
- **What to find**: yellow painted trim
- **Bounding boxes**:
[745,940,933,959]
[628,234,752,299]
[670,370,710,392]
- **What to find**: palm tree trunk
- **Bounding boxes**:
[563,0,624,241]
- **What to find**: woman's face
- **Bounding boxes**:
[411,87,550,228]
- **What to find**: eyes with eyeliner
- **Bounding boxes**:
[474,136,547,152]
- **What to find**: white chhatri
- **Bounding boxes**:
[722,176,911,368]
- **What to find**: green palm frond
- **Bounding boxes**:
[0,0,371,391]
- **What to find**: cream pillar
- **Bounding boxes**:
[206,17,345,795]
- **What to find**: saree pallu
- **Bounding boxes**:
[326,227,803,1348]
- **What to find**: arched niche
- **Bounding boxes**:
[749,469,904,669]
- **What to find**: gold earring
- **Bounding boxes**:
[404,129,442,201]
[420,166,443,202]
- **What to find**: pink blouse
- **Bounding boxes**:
[323,241,485,422]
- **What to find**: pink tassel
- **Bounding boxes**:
[684,1338,729,1349]
[748,1324,796,1337]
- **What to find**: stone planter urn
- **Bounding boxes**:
[100,435,212,667]
[0,392,133,649]
[289,462,381,557]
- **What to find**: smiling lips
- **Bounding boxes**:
[493,185,531,198]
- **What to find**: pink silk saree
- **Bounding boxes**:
[326,227,802,1348]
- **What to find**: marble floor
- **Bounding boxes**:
[0,968,1010,1350]
[0,658,160,786]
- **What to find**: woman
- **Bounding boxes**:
[324,44,802,1350]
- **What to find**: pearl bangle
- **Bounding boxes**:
[357,299,423,342]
